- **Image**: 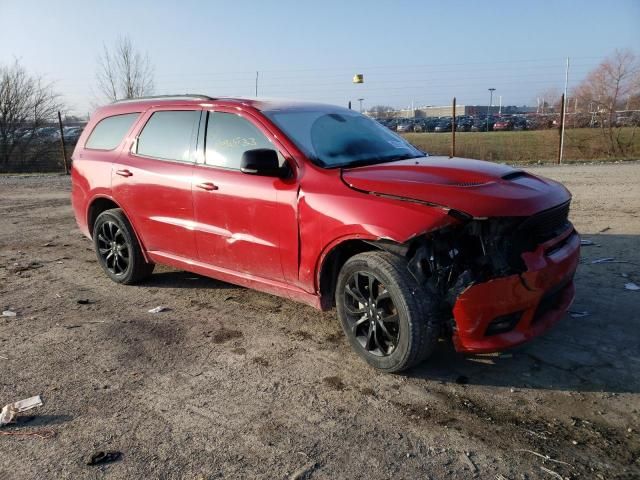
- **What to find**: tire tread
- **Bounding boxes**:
[337,251,439,372]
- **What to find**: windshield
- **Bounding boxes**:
[263,108,423,168]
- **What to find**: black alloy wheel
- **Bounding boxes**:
[93,209,154,284]
[335,251,440,373]
[343,271,399,356]
[96,220,130,276]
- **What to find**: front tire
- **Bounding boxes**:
[335,251,439,373]
[93,208,154,284]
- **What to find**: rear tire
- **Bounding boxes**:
[93,208,154,284]
[335,251,439,373]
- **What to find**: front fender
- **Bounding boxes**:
[309,207,457,294]
[296,168,458,292]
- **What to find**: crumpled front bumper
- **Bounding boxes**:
[451,226,580,353]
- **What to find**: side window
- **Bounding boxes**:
[85,112,139,150]
[205,112,281,169]
[136,110,200,162]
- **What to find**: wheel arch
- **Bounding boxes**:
[87,196,151,263]
[317,236,416,310]
[87,196,120,236]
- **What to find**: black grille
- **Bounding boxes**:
[516,201,571,243]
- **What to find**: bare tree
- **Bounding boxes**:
[367,105,395,118]
[573,49,640,155]
[533,87,562,113]
[0,60,62,168]
[97,36,154,102]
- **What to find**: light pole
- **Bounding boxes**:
[357,98,364,113]
[486,88,496,131]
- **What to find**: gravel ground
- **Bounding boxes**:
[0,163,639,479]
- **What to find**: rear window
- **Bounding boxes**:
[85,113,139,150]
[136,110,200,162]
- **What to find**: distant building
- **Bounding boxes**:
[365,105,538,119]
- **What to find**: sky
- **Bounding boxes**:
[1,0,639,116]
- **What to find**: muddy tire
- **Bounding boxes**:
[93,209,154,284]
[335,251,439,373]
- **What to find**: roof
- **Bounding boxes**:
[100,95,343,115]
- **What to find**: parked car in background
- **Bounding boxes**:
[10,127,32,142]
[493,117,514,131]
[421,118,437,132]
[471,117,495,132]
[72,95,580,373]
[396,121,413,133]
[434,119,452,132]
[512,117,528,131]
[456,117,474,132]
[63,126,84,143]
[33,127,59,143]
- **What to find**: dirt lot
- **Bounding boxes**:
[1,163,639,479]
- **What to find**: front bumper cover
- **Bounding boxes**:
[451,227,580,353]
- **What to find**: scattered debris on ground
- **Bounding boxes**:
[591,257,615,264]
[1,167,639,478]
[86,451,123,466]
[580,239,599,246]
[0,396,43,425]
[147,306,169,313]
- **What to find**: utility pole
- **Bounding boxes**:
[255,71,259,97]
[57,111,69,175]
[487,88,495,131]
[559,57,570,164]
[498,95,502,116]
[451,97,456,158]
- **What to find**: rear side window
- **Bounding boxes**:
[136,110,200,162]
[205,112,277,169]
[85,113,139,150]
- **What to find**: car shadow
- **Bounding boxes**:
[140,270,238,290]
[129,234,638,394]
[405,233,640,394]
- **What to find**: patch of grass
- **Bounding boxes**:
[403,127,640,164]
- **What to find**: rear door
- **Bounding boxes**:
[111,107,201,259]
[191,109,297,282]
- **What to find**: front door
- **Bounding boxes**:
[192,110,296,282]
[111,108,201,259]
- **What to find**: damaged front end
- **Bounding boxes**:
[407,200,580,353]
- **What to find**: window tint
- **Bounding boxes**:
[85,113,139,150]
[205,112,277,169]
[137,110,200,162]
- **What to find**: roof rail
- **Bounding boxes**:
[111,94,215,104]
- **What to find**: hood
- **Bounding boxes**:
[341,156,571,218]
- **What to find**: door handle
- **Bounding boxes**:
[196,182,218,191]
[116,169,133,177]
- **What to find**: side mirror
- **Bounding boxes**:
[240,149,283,177]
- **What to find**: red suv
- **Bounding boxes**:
[71,95,580,372]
